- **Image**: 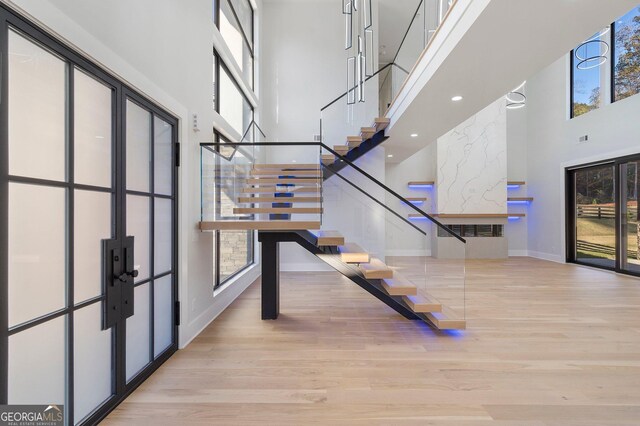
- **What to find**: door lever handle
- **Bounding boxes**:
[117,269,139,283]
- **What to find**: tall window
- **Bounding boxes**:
[215,0,254,88]
[614,7,640,101]
[570,4,640,117]
[218,59,253,135]
[571,29,609,118]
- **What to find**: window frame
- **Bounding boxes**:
[214,50,254,136]
[570,6,640,118]
[214,0,255,89]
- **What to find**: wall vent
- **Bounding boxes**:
[313,134,322,142]
[579,135,589,143]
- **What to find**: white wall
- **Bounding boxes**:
[3,0,262,348]
[526,54,640,262]
[505,104,529,256]
[385,97,529,257]
[261,0,383,270]
[385,143,436,256]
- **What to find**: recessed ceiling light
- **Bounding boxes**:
[410,133,418,138]
[387,154,393,158]
[451,95,463,102]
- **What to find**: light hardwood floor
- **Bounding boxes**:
[104,258,640,425]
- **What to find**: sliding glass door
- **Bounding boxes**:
[567,155,640,276]
[572,164,617,269]
[621,160,640,274]
[1,7,179,425]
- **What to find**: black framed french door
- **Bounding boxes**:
[567,154,640,277]
[0,5,179,425]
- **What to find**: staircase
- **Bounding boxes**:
[261,229,465,330]
[199,115,466,331]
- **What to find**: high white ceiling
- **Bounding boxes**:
[385,0,639,163]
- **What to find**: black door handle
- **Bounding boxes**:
[117,269,139,282]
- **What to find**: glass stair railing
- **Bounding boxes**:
[199,140,467,330]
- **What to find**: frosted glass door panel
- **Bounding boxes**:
[126,100,151,192]
[154,198,172,274]
[127,195,150,282]
[126,283,150,381]
[154,275,173,357]
[154,118,172,196]
[8,183,66,327]
[74,69,113,188]
[8,316,65,405]
[8,30,66,182]
[75,190,112,303]
[74,303,113,422]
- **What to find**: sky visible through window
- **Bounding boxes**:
[572,5,640,117]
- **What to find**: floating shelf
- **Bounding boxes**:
[408,181,435,188]
[402,197,427,205]
[508,213,526,220]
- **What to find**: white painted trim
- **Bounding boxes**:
[213,110,243,142]
[508,250,529,257]
[213,26,258,108]
[527,250,565,264]
[179,264,260,349]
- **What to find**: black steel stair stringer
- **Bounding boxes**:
[258,230,420,320]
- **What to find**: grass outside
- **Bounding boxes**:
[576,217,639,261]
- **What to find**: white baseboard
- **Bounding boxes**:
[527,250,565,264]
[178,265,260,349]
[508,250,529,257]
[385,249,431,256]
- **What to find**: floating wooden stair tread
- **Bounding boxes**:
[333,145,349,155]
[425,311,466,330]
[361,127,376,138]
[199,220,321,231]
[374,117,391,131]
[405,197,427,202]
[408,181,435,186]
[246,178,319,185]
[252,164,319,170]
[315,231,345,246]
[242,187,320,194]
[508,197,534,201]
[250,169,322,177]
[338,243,370,264]
[403,294,442,313]
[508,213,526,217]
[233,207,322,214]
[321,154,335,164]
[347,136,363,148]
[382,274,417,296]
[359,258,393,279]
[237,196,321,204]
[508,181,526,186]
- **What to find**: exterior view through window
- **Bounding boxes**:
[568,156,640,276]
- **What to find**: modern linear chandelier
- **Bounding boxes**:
[574,26,610,70]
[344,0,373,104]
[506,81,526,110]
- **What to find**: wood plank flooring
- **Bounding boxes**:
[104,258,640,425]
